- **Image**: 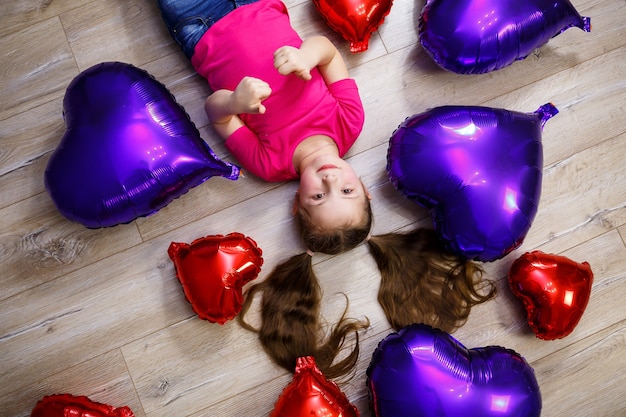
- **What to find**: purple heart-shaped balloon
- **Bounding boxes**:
[387,104,558,262]
[419,0,591,74]
[367,324,542,417]
[45,62,240,228]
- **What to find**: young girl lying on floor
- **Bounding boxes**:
[158,0,369,234]
[158,0,495,379]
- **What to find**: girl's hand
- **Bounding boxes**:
[274,46,312,81]
[232,76,272,114]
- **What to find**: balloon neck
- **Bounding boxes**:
[581,16,592,32]
[349,40,370,53]
[223,261,257,287]
[536,103,559,127]
[224,164,241,180]
[295,356,317,373]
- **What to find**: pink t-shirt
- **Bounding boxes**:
[191,0,365,182]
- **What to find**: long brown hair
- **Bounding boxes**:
[238,252,369,380]
[367,228,495,332]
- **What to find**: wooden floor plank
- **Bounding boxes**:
[0,192,143,300]
[1,349,145,417]
[533,319,626,416]
[482,47,626,166]
[0,0,93,39]
[0,17,77,121]
[61,0,177,71]
[0,238,191,398]
[525,135,626,253]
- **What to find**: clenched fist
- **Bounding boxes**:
[232,76,272,114]
[274,45,313,80]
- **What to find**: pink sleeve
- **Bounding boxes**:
[329,79,364,119]
[224,126,274,181]
[329,79,365,155]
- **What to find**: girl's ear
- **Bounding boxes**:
[292,192,300,216]
[361,181,372,200]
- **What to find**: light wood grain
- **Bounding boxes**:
[1,0,624,416]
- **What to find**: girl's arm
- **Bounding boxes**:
[204,76,272,139]
[274,35,349,85]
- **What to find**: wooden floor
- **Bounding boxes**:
[1,0,625,415]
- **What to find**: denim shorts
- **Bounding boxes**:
[158,0,259,59]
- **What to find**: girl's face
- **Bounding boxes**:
[297,154,371,230]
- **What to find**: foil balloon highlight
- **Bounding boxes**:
[31,394,134,417]
[509,251,594,340]
[312,0,393,52]
[419,0,591,73]
[386,103,559,262]
[45,62,240,228]
[168,232,263,324]
[271,356,360,417]
[366,324,542,417]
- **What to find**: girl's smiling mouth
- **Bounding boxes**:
[317,164,338,172]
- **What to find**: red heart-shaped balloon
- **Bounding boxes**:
[271,356,360,417]
[312,0,393,52]
[31,394,134,417]
[508,251,593,340]
[168,232,263,324]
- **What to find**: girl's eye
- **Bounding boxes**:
[313,193,325,200]
[342,189,353,195]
